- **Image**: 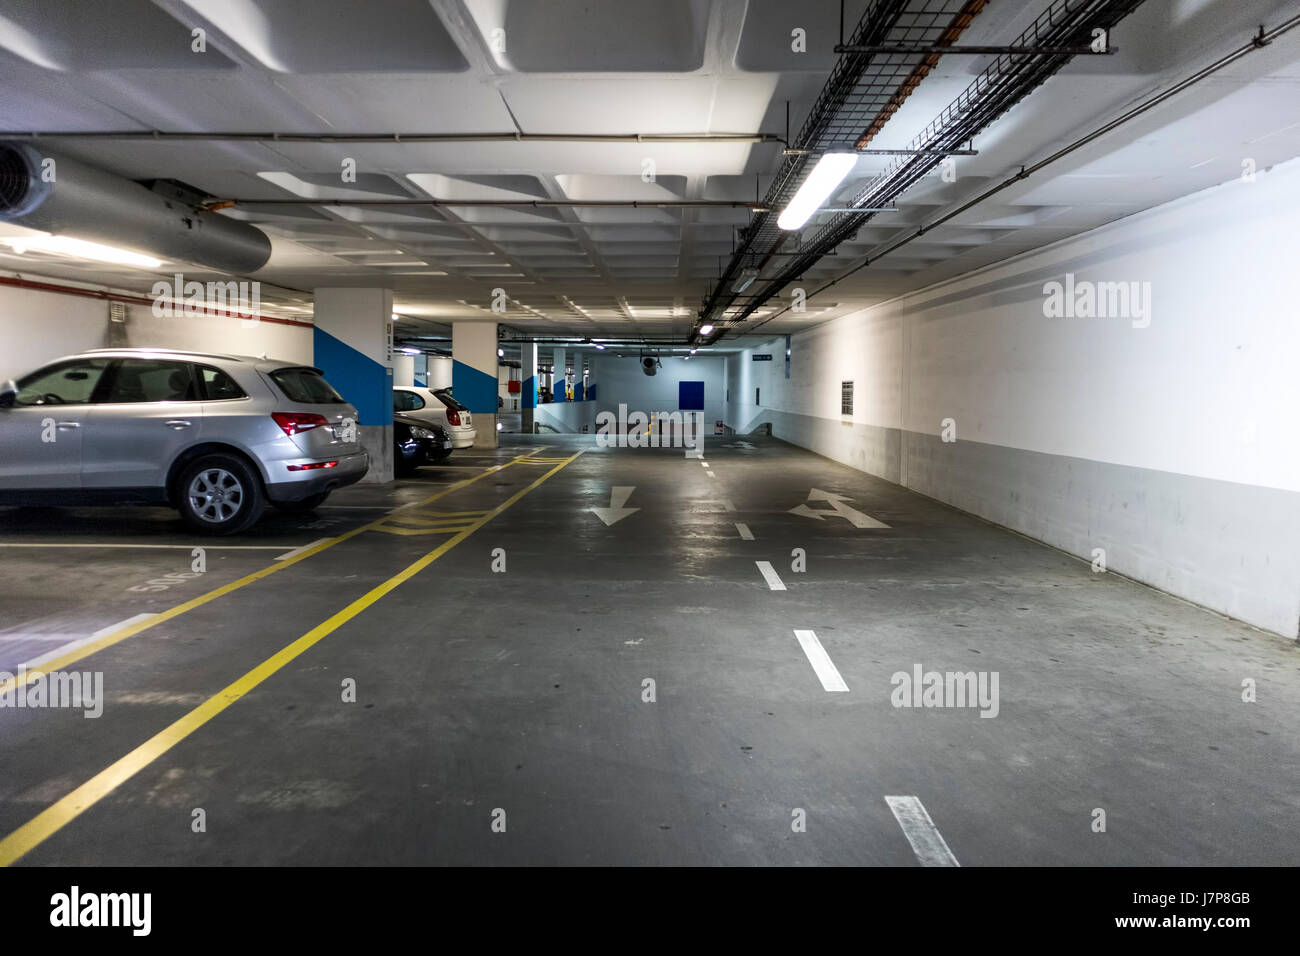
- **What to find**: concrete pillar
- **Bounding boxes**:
[452,321,498,448]
[521,342,538,433]
[312,287,393,483]
[553,347,567,402]
[427,356,453,389]
[392,353,415,386]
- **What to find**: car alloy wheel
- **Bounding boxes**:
[187,467,245,524]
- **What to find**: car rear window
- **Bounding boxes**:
[434,389,468,411]
[197,365,246,400]
[271,367,346,404]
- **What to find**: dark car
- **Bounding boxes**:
[393,413,454,476]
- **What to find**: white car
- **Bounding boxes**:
[393,386,476,453]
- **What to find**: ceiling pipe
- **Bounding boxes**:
[3,131,786,146]
[0,142,272,274]
[203,198,769,211]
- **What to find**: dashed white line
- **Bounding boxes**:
[755,560,786,591]
[721,498,736,511]
[885,796,960,867]
[792,629,848,692]
[735,522,754,540]
[274,538,334,561]
[700,461,710,467]
[706,470,716,479]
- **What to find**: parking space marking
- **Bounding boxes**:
[0,543,285,550]
[19,614,157,672]
[721,498,736,511]
[274,538,334,561]
[735,522,754,540]
[792,629,848,692]
[0,447,551,698]
[0,449,584,867]
[885,796,960,867]
[755,560,786,591]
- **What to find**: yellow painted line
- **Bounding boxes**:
[0,446,550,696]
[0,449,582,867]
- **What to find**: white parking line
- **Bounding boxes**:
[19,613,157,671]
[721,498,736,511]
[735,522,754,540]
[700,461,709,467]
[706,470,716,479]
[792,629,848,692]
[755,560,786,591]
[885,796,960,866]
[274,538,334,561]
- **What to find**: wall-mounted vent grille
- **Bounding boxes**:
[842,380,854,416]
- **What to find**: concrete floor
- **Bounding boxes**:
[0,435,1296,866]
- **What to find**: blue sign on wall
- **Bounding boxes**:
[679,380,705,411]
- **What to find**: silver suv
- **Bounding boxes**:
[0,348,369,534]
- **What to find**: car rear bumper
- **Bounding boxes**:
[451,428,477,448]
[266,450,369,501]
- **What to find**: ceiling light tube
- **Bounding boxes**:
[777,152,859,231]
[698,324,714,336]
[0,234,163,268]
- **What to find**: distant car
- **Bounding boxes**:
[393,414,453,476]
[0,349,369,534]
[393,385,476,450]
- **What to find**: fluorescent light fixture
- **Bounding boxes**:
[594,343,606,350]
[400,347,420,355]
[690,348,697,354]
[391,313,400,322]
[698,324,714,336]
[498,348,504,357]
[731,267,759,293]
[777,152,859,231]
[0,234,162,269]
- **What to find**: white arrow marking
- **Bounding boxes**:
[885,796,960,867]
[793,629,848,692]
[789,489,890,528]
[590,486,639,526]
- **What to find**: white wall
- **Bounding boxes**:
[727,158,1300,639]
[0,280,311,383]
[597,354,726,428]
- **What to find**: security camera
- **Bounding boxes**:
[641,356,658,376]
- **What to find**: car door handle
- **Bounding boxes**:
[55,421,80,429]
[164,420,193,429]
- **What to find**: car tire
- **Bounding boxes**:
[271,491,330,514]
[428,448,452,464]
[176,453,264,535]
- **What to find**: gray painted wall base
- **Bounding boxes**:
[736,408,1300,640]
[357,424,393,484]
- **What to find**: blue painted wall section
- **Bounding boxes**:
[312,327,390,426]
[453,360,500,414]
[679,380,705,411]
[522,375,536,409]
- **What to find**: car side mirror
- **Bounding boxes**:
[0,381,16,409]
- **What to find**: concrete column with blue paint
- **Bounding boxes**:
[553,347,567,401]
[521,341,538,433]
[312,287,393,483]
[452,321,498,448]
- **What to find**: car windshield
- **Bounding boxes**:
[271,367,346,404]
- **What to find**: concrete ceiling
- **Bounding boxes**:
[0,0,1298,346]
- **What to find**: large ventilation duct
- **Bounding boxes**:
[0,142,272,274]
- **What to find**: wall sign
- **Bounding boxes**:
[752,354,773,362]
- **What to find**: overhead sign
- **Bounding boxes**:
[752,354,773,362]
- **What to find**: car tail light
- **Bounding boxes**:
[446,409,461,426]
[272,412,330,436]
[287,461,338,471]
